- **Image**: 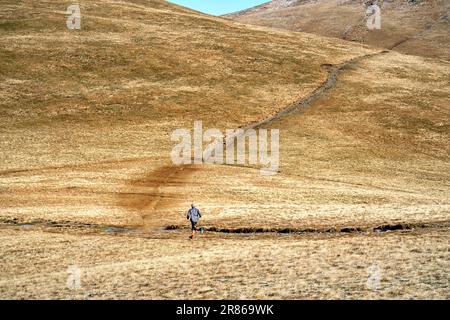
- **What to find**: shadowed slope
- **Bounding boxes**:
[226,0,450,60]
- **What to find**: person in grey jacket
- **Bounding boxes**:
[187,204,202,239]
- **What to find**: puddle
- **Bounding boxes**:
[103,227,133,234]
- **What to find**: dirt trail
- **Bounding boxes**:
[118,164,198,227]
[220,50,388,157]
[128,50,388,228]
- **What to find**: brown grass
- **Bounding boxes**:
[0,0,448,299]
[0,227,448,299]
[226,0,450,61]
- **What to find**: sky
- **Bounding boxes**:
[168,0,269,16]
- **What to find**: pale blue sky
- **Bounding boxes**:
[168,0,268,16]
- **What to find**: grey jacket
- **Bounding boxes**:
[187,207,201,223]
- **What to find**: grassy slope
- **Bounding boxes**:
[0,0,449,299]
[226,0,450,60]
[179,51,450,230]
[0,0,373,225]
[0,0,448,231]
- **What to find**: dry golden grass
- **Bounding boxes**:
[0,0,374,226]
[0,0,449,299]
[226,0,450,61]
[162,51,450,231]
[0,227,448,299]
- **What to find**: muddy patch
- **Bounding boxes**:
[165,220,450,235]
[117,164,199,227]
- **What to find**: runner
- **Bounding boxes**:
[187,204,202,239]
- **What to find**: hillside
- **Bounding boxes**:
[0,0,449,299]
[226,0,450,60]
[0,0,373,226]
